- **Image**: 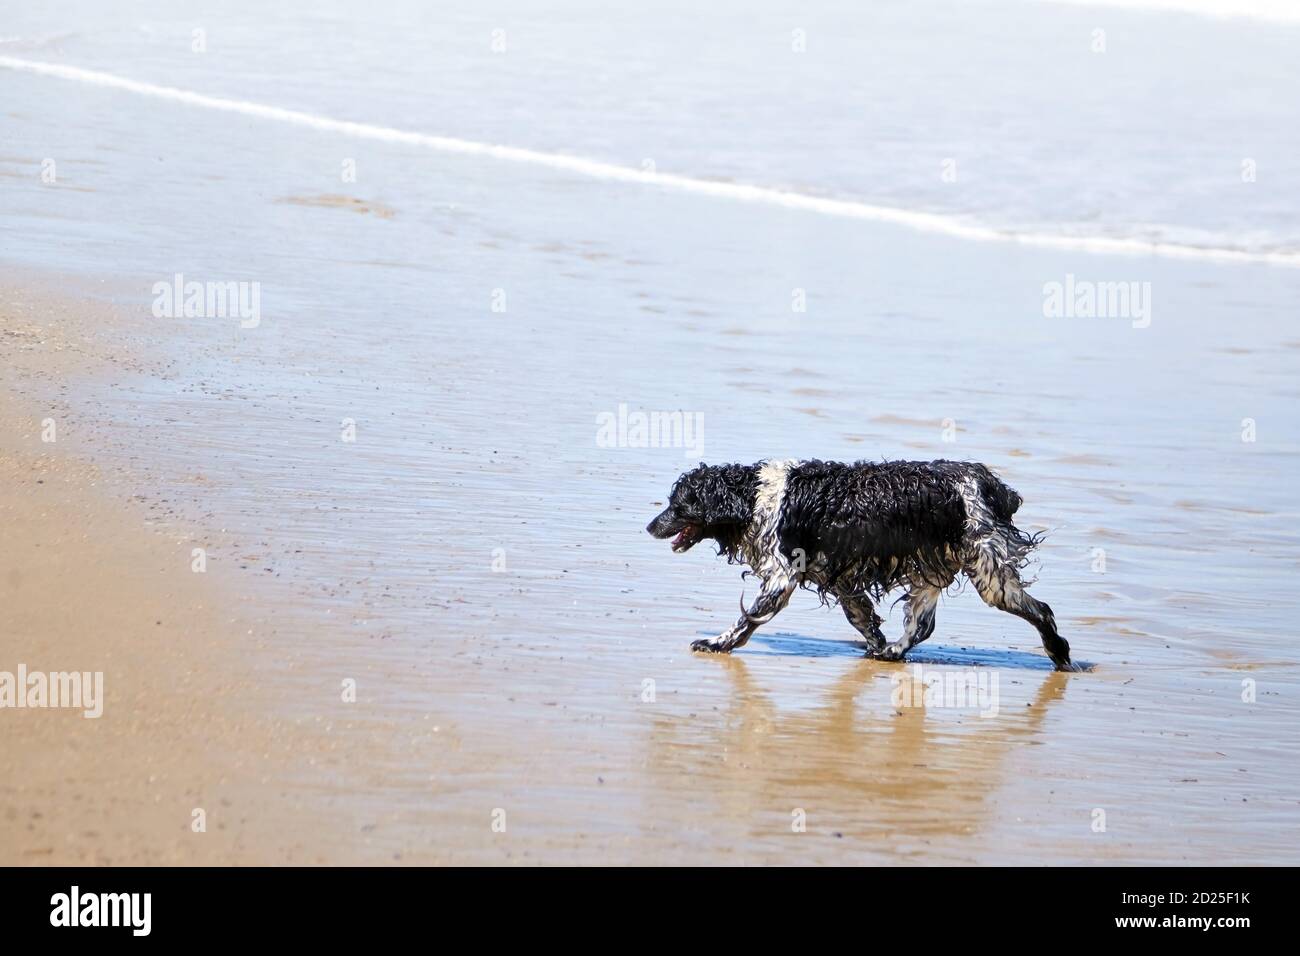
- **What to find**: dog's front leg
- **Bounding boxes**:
[692,577,794,654]
[841,595,886,654]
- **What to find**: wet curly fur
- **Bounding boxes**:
[647,458,1073,671]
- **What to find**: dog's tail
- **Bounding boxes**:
[957,463,1040,576]
[964,463,1022,523]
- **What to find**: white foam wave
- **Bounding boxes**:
[2,55,1297,268]
[0,32,81,50]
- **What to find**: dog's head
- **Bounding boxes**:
[646,463,757,554]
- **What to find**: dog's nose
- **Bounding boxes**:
[646,510,671,536]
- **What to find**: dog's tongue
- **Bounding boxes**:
[671,528,693,550]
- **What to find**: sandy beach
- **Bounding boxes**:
[0,277,382,864]
[3,1,1300,867]
[1,287,274,863]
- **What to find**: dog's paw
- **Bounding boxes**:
[691,638,732,654]
[871,642,908,662]
[1053,658,1081,673]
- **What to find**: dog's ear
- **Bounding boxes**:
[668,465,699,503]
[694,464,752,527]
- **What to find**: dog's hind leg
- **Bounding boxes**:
[965,553,1073,671]
[841,596,886,654]
[692,577,794,654]
[875,586,941,662]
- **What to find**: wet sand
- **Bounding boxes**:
[3,267,1298,865]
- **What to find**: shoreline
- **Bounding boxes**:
[3,54,1299,268]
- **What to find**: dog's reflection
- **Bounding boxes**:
[644,655,1069,858]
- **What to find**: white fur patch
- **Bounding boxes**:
[741,459,799,581]
[956,475,1033,605]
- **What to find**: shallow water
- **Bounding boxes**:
[3,0,1300,862]
[6,0,1300,259]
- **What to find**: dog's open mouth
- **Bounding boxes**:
[671,525,703,552]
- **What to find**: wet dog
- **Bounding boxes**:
[647,459,1074,670]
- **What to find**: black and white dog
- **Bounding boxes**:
[647,459,1074,671]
